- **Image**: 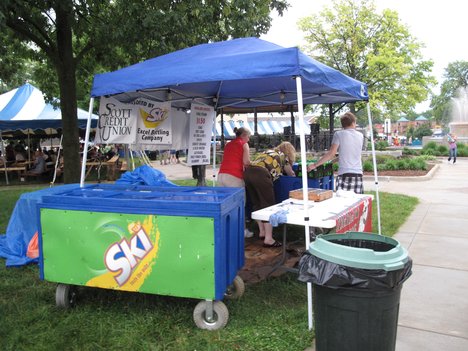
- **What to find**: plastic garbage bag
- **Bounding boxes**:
[297,233,412,291]
[298,252,412,291]
[116,165,177,187]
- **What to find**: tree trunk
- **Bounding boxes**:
[55,2,80,183]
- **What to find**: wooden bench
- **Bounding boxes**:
[85,155,120,181]
[2,166,27,181]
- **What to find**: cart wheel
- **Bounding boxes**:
[56,284,76,309]
[224,275,245,300]
[193,301,229,330]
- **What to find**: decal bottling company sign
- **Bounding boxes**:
[95,97,172,145]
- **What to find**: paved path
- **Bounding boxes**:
[365,159,468,351]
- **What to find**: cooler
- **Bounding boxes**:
[37,183,245,330]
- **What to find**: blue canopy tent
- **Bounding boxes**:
[84,37,379,329]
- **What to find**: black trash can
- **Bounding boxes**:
[298,232,412,351]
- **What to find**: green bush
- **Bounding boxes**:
[402,147,418,156]
[362,155,429,171]
[423,141,438,150]
[421,148,435,156]
[375,154,394,164]
[363,160,373,172]
[375,140,389,151]
[377,163,387,171]
[384,159,398,170]
[396,159,407,169]
[419,154,436,161]
[458,148,468,157]
[437,145,449,154]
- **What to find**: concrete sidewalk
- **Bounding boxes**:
[152,159,468,350]
[364,159,468,350]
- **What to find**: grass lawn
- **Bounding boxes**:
[0,184,418,351]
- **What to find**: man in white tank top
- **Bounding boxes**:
[307,112,364,193]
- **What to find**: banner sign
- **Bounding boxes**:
[95,97,172,145]
[96,96,137,144]
[334,197,372,233]
[135,98,172,145]
[186,103,214,166]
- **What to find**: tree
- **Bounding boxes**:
[0,28,36,92]
[413,124,432,140]
[0,0,288,183]
[298,0,436,125]
[431,61,468,126]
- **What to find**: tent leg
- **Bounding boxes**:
[80,97,94,187]
[366,103,381,234]
[295,76,314,331]
[1,132,9,185]
[211,111,217,186]
[51,135,63,186]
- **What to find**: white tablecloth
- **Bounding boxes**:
[251,192,373,231]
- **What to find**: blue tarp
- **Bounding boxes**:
[91,37,368,109]
[0,184,82,267]
[116,165,177,187]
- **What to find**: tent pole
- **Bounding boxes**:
[295,76,314,331]
[80,97,94,187]
[211,111,217,186]
[290,106,295,143]
[1,132,9,185]
[27,132,31,163]
[253,108,258,151]
[329,104,334,149]
[51,134,63,186]
[220,109,225,149]
[129,145,135,170]
[366,103,381,234]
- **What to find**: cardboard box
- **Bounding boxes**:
[289,188,333,202]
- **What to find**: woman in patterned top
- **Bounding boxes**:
[244,141,296,247]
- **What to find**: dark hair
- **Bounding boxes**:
[235,127,251,138]
[341,112,356,128]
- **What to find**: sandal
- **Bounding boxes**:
[263,240,282,248]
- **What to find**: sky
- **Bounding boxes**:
[261,0,468,112]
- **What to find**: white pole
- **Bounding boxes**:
[50,134,63,186]
[129,145,135,170]
[0,132,8,185]
[295,76,314,330]
[80,97,94,187]
[366,103,381,234]
[211,111,217,186]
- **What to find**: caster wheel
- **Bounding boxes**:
[56,284,77,308]
[193,300,229,330]
[224,275,245,300]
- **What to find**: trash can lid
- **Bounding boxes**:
[309,232,409,271]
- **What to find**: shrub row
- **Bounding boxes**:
[421,141,468,157]
[363,155,428,172]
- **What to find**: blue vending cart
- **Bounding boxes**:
[38,184,245,330]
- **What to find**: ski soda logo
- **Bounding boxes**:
[139,106,169,129]
[86,216,160,291]
[105,222,153,286]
